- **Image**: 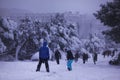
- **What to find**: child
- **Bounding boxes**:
[66,50,74,71]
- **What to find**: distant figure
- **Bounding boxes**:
[66,49,74,71]
[93,53,98,64]
[82,53,88,64]
[102,50,111,58]
[36,42,50,72]
[55,49,61,64]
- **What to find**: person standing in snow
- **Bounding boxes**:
[93,53,98,64]
[82,53,88,64]
[36,41,50,72]
[66,49,74,71]
[55,49,61,64]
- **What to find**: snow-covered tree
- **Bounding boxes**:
[48,13,81,52]
[94,0,120,43]
[29,13,82,60]
[94,0,120,64]
[14,17,38,60]
[84,33,105,54]
[0,13,82,60]
[0,17,17,56]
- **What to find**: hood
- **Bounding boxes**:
[43,42,47,47]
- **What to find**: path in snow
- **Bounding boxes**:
[0,55,120,80]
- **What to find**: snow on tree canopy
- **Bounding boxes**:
[91,33,105,48]
[69,36,81,51]
[41,13,82,52]
[2,18,17,30]
[2,18,17,40]
[81,48,89,54]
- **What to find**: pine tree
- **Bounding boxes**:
[49,13,81,51]
[94,0,120,43]
[0,17,17,56]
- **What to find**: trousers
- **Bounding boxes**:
[67,60,73,70]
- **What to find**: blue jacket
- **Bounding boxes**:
[39,42,49,59]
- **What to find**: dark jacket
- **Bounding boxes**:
[39,42,49,60]
[55,50,61,59]
[67,50,74,60]
[83,53,88,60]
[93,53,97,61]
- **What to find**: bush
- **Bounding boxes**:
[0,54,15,61]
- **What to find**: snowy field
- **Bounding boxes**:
[0,55,120,80]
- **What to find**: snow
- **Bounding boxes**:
[81,48,89,54]
[2,18,17,31]
[31,52,39,61]
[0,55,120,80]
[2,18,17,40]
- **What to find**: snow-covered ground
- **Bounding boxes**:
[0,55,120,80]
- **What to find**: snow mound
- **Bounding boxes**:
[31,52,39,61]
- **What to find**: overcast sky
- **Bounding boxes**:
[0,0,112,14]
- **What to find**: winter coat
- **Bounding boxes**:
[39,42,49,60]
[55,50,61,59]
[93,53,97,61]
[83,53,88,60]
[67,50,74,60]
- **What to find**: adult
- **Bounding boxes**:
[93,53,98,64]
[36,41,50,72]
[55,49,61,64]
[82,53,88,64]
[66,49,74,71]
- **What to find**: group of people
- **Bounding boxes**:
[102,49,117,58]
[82,53,98,64]
[36,41,98,72]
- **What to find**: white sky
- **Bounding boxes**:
[0,0,112,14]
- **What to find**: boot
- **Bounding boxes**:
[46,68,49,72]
[36,69,40,72]
[67,68,71,71]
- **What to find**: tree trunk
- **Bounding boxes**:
[15,40,26,60]
[15,45,21,60]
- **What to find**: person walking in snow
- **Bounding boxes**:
[55,49,61,64]
[82,53,88,64]
[93,53,98,64]
[66,49,74,71]
[36,41,50,72]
